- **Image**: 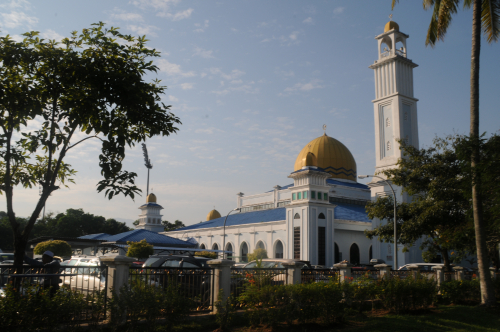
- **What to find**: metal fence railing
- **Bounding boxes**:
[352,269,380,280]
[0,264,108,321]
[390,270,409,279]
[301,268,339,283]
[230,268,288,298]
[128,266,214,312]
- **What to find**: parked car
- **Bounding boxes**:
[0,253,14,265]
[398,263,454,271]
[242,259,312,269]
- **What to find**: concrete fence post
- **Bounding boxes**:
[100,255,136,299]
[374,264,392,279]
[333,263,353,282]
[407,264,419,279]
[453,266,464,281]
[207,259,235,313]
[431,265,444,290]
[282,261,304,285]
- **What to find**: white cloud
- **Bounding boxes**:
[180,83,193,89]
[289,31,299,41]
[1,10,37,29]
[168,95,179,102]
[41,29,64,42]
[110,8,143,21]
[261,30,302,46]
[212,84,259,96]
[209,68,245,80]
[131,0,193,21]
[333,7,344,14]
[157,59,195,77]
[282,79,324,94]
[127,25,159,36]
[230,79,243,84]
[0,0,31,10]
[193,19,209,33]
[303,17,314,24]
[193,47,214,59]
[195,127,220,134]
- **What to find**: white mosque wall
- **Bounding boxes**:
[334,229,373,265]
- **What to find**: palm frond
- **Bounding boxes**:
[481,0,500,42]
[426,0,461,46]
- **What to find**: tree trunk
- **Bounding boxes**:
[441,249,451,272]
[470,0,495,306]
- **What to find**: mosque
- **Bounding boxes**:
[137,21,424,268]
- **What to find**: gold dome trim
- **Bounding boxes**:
[146,193,157,203]
[206,209,222,221]
[294,134,357,181]
[384,21,399,33]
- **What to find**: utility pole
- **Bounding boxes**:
[142,143,153,195]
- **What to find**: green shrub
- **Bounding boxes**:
[109,282,195,331]
[440,279,481,304]
[247,248,268,262]
[215,289,237,331]
[126,239,154,259]
[194,251,217,259]
[33,239,72,257]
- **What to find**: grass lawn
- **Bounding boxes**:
[163,305,500,332]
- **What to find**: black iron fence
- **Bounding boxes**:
[301,268,339,283]
[230,267,288,298]
[0,264,108,322]
[352,269,380,280]
[128,266,214,312]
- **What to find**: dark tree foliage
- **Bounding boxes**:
[365,135,500,271]
[162,220,185,232]
[0,23,180,266]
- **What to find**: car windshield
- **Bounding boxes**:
[244,261,279,268]
[143,257,162,267]
[66,259,79,266]
[161,260,181,268]
[0,254,14,262]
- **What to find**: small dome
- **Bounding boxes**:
[206,209,222,221]
[146,193,157,203]
[294,133,357,181]
[302,152,318,167]
[384,21,399,33]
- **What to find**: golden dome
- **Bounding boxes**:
[303,152,318,167]
[294,134,357,181]
[206,209,222,221]
[146,193,157,203]
[384,21,399,33]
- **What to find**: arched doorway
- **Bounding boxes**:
[226,243,233,260]
[199,243,206,250]
[240,242,249,262]
[350,243,360,265]
[256,241,265,250]
[275,240,283,258]
[334,243,340,264]
[369,245,373,261]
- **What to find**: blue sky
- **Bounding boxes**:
[1,0,499,227]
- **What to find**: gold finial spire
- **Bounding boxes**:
[389,14,393,21]
[322,124,327,136]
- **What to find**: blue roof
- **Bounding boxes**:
[85,229,192,247]
[327,179,369,190]
[334,202,370,222]
[139,202,164,209]
[78,233,111,240]
[176,208,287,231]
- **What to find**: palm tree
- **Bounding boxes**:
[392,0,499,305]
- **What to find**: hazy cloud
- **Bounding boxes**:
[131,0,193,21]
[333,7,344,14]
[41,29,64,41]
[303,17,314,24]
[1,10,37,29]
[127,24,159,36]
[157,59,196,77]
[209,68,245,81]
[282,79,324,94]
[193,47,214,59]
[194,19,209,32]
[180,83,194,89]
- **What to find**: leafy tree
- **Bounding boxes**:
[393,0,500,306]
[0,23,180,267]
[126,239,153,259]
[247,248,268,262]
[162,220,185,232]
[33,239,72,257]
[133,219,140,226]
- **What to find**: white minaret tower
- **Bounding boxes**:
[368,20,423,268]
[136,193,164,233]
[369,19,419,175]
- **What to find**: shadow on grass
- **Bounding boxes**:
[347,305,500,332]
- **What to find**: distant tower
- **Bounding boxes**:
[136,193,164,233]
[369,20,419,175]
[368,20,423,268]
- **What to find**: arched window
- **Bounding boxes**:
[294,213,300,219]
[318,213,326,219]
[240,242,249,262]
[256,241,265,250]
[334,243,340,264]
[212,243,219,251]
[350,243,360,265]
[225,243,233,260]
[387,141,391,151]
[199,244,206,250]
[369,245,373,261]
[275,240,283,258]
[386,117,391,127]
